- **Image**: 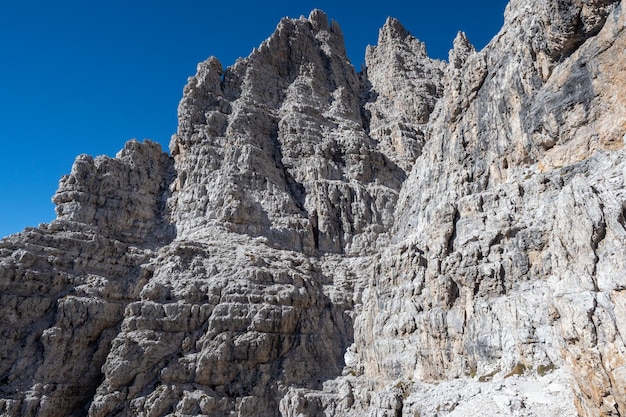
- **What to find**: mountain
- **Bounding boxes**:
[1,1,626,416]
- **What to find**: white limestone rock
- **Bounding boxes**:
[1,1,626,416]
[362,17,446,172]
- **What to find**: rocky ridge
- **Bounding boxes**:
[1,1,626,416]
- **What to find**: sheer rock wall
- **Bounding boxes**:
[1,2,626,416]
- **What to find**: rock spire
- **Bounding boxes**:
[1,1,626,416]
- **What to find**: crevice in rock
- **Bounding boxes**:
[272,131,307,215]
[446,208,460,255]
[311,211,320,251]
[619,202,626,229]
[446,278,460,307]
[498,264,507,295]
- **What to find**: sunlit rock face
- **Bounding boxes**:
[2,1,626,416]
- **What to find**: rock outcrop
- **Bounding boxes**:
[1,2,626,416]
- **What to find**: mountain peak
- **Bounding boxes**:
[2,2,626,416]
[308,8,330,31]
[381,16,410,40]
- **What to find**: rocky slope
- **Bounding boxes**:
[1,1,626,416]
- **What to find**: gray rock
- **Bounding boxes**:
[1,1,626,416]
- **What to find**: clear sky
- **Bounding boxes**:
[0,0,507,239]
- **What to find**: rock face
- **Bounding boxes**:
[1,2,626,416]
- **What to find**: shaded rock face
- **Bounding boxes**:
[1,3,626,417]
[362,17,446,172]
[0,141,174,416]
[383,3,626,417]
[170,10,417,255]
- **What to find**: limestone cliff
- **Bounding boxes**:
[1,2,626,416]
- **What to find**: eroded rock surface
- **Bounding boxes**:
[1,2,626,416]
[0,140,173,416]
[170,9,406,255]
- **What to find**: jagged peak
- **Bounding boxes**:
[308,9,330,31]
[254,9,347,59]
[271,9,341,37]
[378,16,411,43]
[452,31,473,51]
[192,56,223,87]
[375,16,427,56]
[449,31,475,68]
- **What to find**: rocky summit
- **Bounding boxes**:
[1,1,626,416]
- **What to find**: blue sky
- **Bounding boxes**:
[0,0,507,239]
